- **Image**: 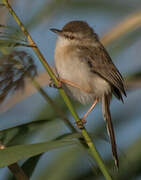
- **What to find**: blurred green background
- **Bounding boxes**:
[0,0,141,179]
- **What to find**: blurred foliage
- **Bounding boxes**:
[0,51,37,103]
[0,0,141,180]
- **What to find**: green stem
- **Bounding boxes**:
[2,0,112,179]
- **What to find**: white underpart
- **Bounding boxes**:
[54,36,111,104]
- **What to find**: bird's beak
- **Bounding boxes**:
[50,28,62,34]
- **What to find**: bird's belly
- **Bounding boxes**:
[55,55,95,104]
[55,53,92,85]
[55,52,111,104]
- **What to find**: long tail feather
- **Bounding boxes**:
[102,94,119,169]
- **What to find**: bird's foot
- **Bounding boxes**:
[81,118,87,124]
[49,78,62,89]
[76,119,86,129]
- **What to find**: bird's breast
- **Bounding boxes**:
[54,44,92,89]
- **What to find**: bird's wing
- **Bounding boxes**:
[77,44,126,98]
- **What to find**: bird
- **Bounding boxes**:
[50,20,126,168]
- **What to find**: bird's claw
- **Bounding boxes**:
[81,118,87,124]
[76,119,86,129]
[49,78,62,89]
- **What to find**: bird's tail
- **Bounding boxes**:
[102,94,119,169]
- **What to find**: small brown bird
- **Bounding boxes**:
[50,21,126,168]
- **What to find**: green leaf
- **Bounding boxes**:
[0,119,50,146]
[0,140,78,168]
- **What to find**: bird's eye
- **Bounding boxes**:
[69,36,74,40]
[64,34,74,40]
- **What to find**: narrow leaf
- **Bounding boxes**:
[0,140,77,168]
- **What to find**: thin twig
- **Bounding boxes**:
[8,163,29,180]
[125,78,141,90]
[0,3,5,6]
[0,142,29,180]
[2,0,112,179]
[101,10,141,45]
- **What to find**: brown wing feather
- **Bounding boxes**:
[77,44,126,98]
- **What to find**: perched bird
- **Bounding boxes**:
[50,20,126,168]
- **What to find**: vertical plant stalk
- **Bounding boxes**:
[0,143,29,180]
[2,1,112,179]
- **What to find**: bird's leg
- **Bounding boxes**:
[76,100,98,129]
[81,99,98,124]
[49,77,91,93]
